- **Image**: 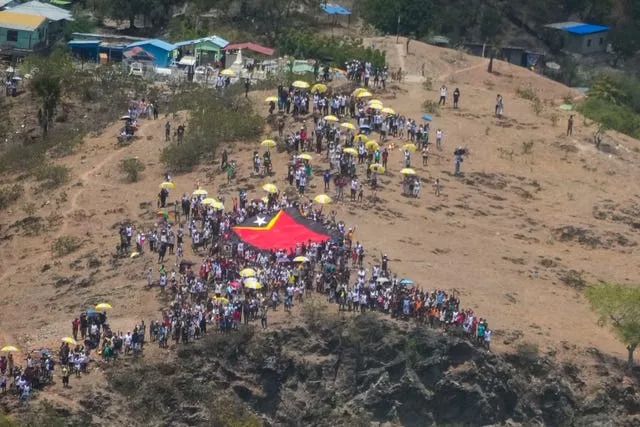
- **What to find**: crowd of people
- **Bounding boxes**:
[0,59,488,408]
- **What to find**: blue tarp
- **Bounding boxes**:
[565,24,609,35]
[321,3,351,15]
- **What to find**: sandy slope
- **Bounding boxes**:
[1,36,639,410]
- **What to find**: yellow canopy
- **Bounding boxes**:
[262,183,278,194]
[313,194,332,204]
[292,80,310,89]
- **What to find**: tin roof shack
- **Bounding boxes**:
[0,11,47,56]
[174,36,229,66]
[125,39,175,68]
[9,1,72,44]
[544,22,609,55]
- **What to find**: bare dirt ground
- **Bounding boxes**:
[1,36,640,411]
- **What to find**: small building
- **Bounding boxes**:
[125,39,175,68]
[0,11,47,55]
[8,0,71,42]
[222,42,274,68]
[174,35,229,66]
[543,22,609,55]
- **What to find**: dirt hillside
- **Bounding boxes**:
[1,35,640,418]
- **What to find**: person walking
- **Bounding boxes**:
[567,115,574,136]
[260,305,268,329]
[453,88,460,109]
[165,122,171,142]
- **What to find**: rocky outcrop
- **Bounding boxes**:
[103,313,640,427]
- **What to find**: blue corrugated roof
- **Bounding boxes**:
[67,40,100,46]
[321,3,351,15]
[175,35,229,49]
[127,39,176,52]
[565,24,609,35]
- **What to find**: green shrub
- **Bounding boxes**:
[578,97,640,139]
[0,184,23,209]
[119,157,146,182]
[33,164,70,190]
[161,90,263,172]
[516,86,538,101]
[531,98,543,116]
[550,112,559,126]
[422,100,439,114]
[276,29,386,68]
[52,236,81,257]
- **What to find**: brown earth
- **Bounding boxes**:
[1,36,640,415]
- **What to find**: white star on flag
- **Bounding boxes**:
[254,216,267,226]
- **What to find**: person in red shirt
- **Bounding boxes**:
[72,318,80,341]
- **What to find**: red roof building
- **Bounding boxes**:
[222,42,275,57]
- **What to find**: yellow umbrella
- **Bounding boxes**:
[368,99,383,106]
[1,346,19,352]
[293,256,310,262]
[311,83,327,94]
[245,281,263,290]
[343,147,358,156]
[370,103,383,110]
[193,188,208,196]
[340,122,356,130]
[381,107,396,115]
[292,80,310,89]
[262,183,278,194]
[95,303,112,310]
[61,337,77,345]
[239,268,256,278]
[211,201,225,210]
[365,141,380,151]
[261,196,269,204]
[261,139,276,148]
[265,96,278,103]
[401,168,417,175]
[202,197,218,206]
[159,181,175,190]
[323,115,339,122]
[354,134,369,143]
[298,153,313,161]
[356,91,373,98]
[213,297,229,304]
[220,69,235,77]
[369,163,386,174]
[402,143,418,152]
[353,88,368,96]
[313,194,332,205]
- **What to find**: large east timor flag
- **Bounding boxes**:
[232,208,330,252]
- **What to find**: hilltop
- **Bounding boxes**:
[1,36,640,424]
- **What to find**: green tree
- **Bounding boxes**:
[585,283,640,369]
[359,0,434,39]
[24,51,72,135]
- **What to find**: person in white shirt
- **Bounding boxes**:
[484,329,492,351]
[436,129,443,150]
[439,85,447,106]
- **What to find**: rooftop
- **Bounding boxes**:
[544,21,609,35]
[8,0,72,21]
[223,42,275,56]
[0,11,45,30]
[127,39,176,52]
[174,35,229,49]
[320,3,351,15]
